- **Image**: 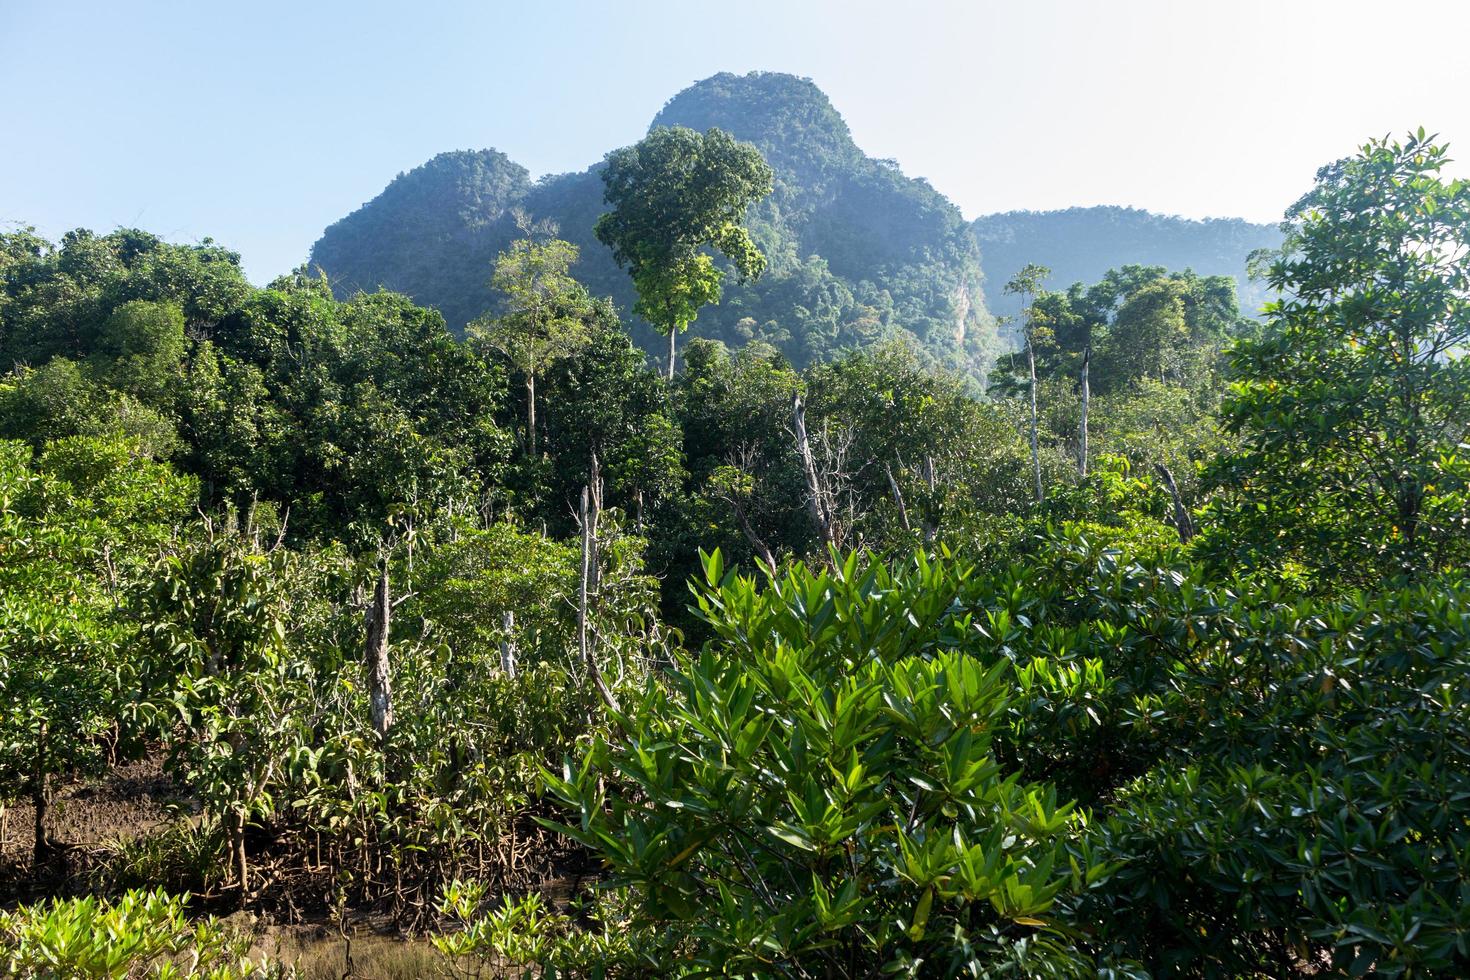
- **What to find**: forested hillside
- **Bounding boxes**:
[975,206,1282,322]
[311,72,996,375]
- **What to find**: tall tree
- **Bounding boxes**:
[1205,130,1470,584]
[595,126,774,380]
[1005,264,1051,504]
[470,238,591,455]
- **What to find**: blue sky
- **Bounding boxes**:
[3,0,1467,283]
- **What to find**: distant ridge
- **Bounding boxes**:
[973,206,1282,320]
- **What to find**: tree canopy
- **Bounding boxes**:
[595,125,774,378]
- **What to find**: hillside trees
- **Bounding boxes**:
[308,72,999,374]
[595,126,774,379]
[986,265,1247,510]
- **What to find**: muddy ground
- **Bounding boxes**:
[0,755,184,863]
[1,758,589,977]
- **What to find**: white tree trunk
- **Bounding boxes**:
[1078,345,1090,479]
[579,455,618,711]
[1027,338,1043,504]
[792,392,835,549]
[365,563,393,744]
[499,609,517,678]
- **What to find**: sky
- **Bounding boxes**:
[3,0,1468,284]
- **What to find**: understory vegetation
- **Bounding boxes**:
[2,130,1468,978]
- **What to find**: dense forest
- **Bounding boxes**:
[2,117,1469,979]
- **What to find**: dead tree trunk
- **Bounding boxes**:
[1153,463,1195,542]
[730,496,778,576]
[526,374,537,455]
[884,463,912,533]
[1027,335,1043,505]
[1078,345,1091,479]
[792,391,835,549]
[499,610,518,678]
[364,562,393,745]
[31,722,48,868]
[580,456,618,712]
[921,456,939,542]
[666,329,677,381]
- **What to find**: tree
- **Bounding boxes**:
[595,126,774,379]
[1096,279,1191,386]
[1204,131,1470,584]
[471,238,592,455]
[1005,264,1051,505]
[0,438,195,866]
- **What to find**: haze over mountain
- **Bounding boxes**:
[310,71,1279,373]
[974,207,1283,322]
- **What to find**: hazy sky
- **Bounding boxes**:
[4,0,1467,283]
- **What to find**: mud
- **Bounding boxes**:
[0,755,184,861]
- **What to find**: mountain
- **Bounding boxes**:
[309,72,997,375]
[972,206,1283,322]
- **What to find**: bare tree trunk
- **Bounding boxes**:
[526,374,537,455]
[666,329,677,381]
[229,808,248,899]
[792,392,835,549]
[921,456,939,542]
[729,496,778,576]
[1027,337,1043,504]
[31,722,48,868]
[1153,463,1194,542]
[365,562,393,745]
[499,610,517,678]
[1078,345,1091,479]
[580,456,618,712]
[884,463,912,533]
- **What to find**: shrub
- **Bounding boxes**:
[540,550,1108,977]
[0,889,275,978]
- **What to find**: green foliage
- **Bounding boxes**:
[1204,130,1470,586]
[4,125,1470,980]
[92,299,187,403]
[470,237,593,453]
[434,883,655,979]
[973,206,1281,323]
[0,437,195,861]
[526,308,683,536]
[0,357,183,456]
[540,550,1098,977]
[0,889,272,979]
[1067,575,1470,976]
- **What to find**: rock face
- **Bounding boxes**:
[973,206,1283,323]
[309,72,998,375]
